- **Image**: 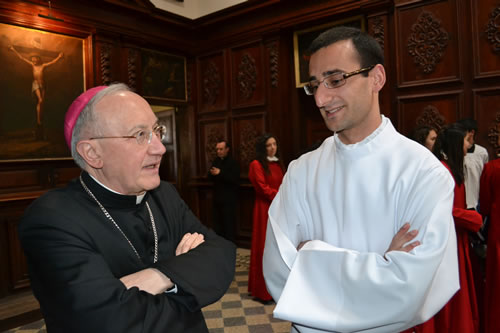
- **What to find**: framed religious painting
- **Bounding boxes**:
[293,16,365,88]
[141,49,187,103]
[0,22,87,161]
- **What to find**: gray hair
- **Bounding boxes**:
[71,83,132,169]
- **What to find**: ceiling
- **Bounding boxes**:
[149,0,248,20]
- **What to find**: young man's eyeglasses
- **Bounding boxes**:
[303,65,375,96]
[89,124,167,145]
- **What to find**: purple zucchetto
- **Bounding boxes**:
[64,86,107,150]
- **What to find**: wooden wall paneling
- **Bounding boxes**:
[473,87,500,158]
[397,90,464,136]
[229,111,265,247]
[0,197,37,296]
[230,40,266,109]
[0,169,42,195]
[368,13,394,121]
[198,118,228,177]
[264,36,292,163]
[295,86,331,157]
[196,50,228,113]
[236,185,255,248]
[51,165,81,188]
[122,46,140,90]
[231,112,266,175]
[472,0,500,79]
[394,0,462,87]
[93,35,121,86]
[192,184,215,230]
[155,109,177,184]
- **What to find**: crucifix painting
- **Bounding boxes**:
[0,23,86,160]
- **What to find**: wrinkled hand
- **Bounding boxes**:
[385,223,420,259]
[176,232,205,256]
[120,268,173,295]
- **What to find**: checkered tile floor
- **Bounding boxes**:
[3,248,291,333]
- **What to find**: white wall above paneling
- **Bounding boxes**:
[150,0,248,19]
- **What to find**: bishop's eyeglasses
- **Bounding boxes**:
[303,65,375,96]
[89,124,167,145]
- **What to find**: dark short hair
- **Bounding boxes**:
[307,26,384,76]
[254,133,282,174]
[409,125,437,146]
[432,123,466,185]
[457,118,478,132]
[216,140,230,149]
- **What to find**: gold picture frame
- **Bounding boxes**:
[293,16,365,88]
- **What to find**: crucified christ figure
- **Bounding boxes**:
[9,45,63,139]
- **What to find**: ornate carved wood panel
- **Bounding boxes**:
[473,87,500,158]
[472,0,500,78]
[267,41,279,88]
[230,41,266,109]
[198,118,228,175]
[395,0,462,87]
[95,41,114,85]
[197,51,228,113]
[231,113,266,175]
[397,91,463,136]
[368,14,391,119]
[125,48,139,90]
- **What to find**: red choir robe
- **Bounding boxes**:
[402,161,482,333]
[248,160,284,301]
[480,158,500,333]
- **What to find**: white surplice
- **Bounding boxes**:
[464,144,489,209]
[263,116,459,333]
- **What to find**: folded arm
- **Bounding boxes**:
[263,163,458,333]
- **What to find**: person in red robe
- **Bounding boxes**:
[426,124,482,333]
[479,133,500,333]
[403,124,484,333]
[248,133,284,302]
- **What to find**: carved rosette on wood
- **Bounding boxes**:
[370,16,385,51]
[238,53,257,100]
[416,105,446,131]
[268,42,279,87]
[100,43,112,85]
[407,11,449,74]
[205,127,223,164]
[487,112,500,156]
[239,122,259,168]
[127,49,138,90]
[485,6,500,54]
[203,62,221,105]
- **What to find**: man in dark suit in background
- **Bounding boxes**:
[208,140,240,242]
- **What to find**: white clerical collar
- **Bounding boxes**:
[335,115,388,150]
[267,156,279,162]
[88,174,146,204]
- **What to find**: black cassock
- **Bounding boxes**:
[19,171,236,333]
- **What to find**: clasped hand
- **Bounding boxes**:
[296,222,420,259]
[120,232,205,294]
